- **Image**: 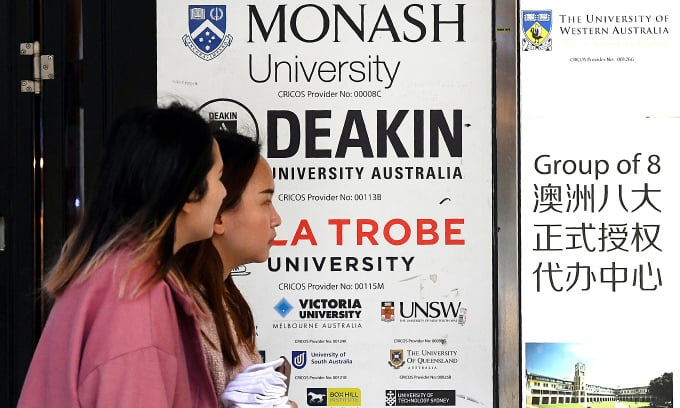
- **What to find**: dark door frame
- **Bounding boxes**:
[1,0,156,404]
[0,0,41,404]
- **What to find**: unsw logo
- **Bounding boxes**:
[381,301,395,322]
[381,301,467,324]
[182,5,233,60]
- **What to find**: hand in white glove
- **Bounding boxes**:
[221,358,291,408]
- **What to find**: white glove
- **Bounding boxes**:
[221,358,291,408]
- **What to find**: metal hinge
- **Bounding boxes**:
[20,41,55,94]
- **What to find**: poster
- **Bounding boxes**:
[519,1,679,406]
[158,1,494,406]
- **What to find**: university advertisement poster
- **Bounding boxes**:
[157,1,493,406]
[519,1,679,406]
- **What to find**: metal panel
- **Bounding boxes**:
[494,0,520,406]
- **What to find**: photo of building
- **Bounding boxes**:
[525,343,672,407]
[526,367,653,405]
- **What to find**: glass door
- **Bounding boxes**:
[1,0,85,404]
[1,0,156,403]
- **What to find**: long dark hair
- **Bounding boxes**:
[176,131,260,367]
[45,103,214,297]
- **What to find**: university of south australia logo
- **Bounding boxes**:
[183,5,233,60]
[522,10,552,51]
[292,351,307,369]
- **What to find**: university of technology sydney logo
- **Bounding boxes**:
[522,10,552,51]
[182,5,233,61]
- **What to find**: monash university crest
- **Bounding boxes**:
[183,5,233,60]
[522,10,552,51]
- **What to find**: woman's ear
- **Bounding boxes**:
[213,213,226,235]
[181,202,192,214]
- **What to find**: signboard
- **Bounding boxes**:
[519,1,679,405]
[158,1,494,406]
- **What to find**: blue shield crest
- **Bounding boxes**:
[522,10,552,47]
[292,351,307,369]
[183,5,233,60]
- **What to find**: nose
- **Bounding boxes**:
[271,204,282,227]
[220,181,227,200]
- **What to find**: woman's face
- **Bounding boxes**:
[176,140,227,251]
[213,155,281,267]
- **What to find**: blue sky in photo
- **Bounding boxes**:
[525,342,671,388]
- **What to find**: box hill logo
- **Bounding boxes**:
[307,388,361,406]
[183,5,233,60]
[522,10,552,51]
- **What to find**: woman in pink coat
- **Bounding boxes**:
[18,104,226,407]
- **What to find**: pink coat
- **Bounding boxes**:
[17,250,218,407]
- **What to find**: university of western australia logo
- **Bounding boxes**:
[522,10,552,51]
[182,5,233,60]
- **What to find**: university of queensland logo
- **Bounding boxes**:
[388,349,405,369]
[522,10,552,51]
[182,5,233,61]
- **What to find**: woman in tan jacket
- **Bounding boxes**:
[177,131,297,407]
